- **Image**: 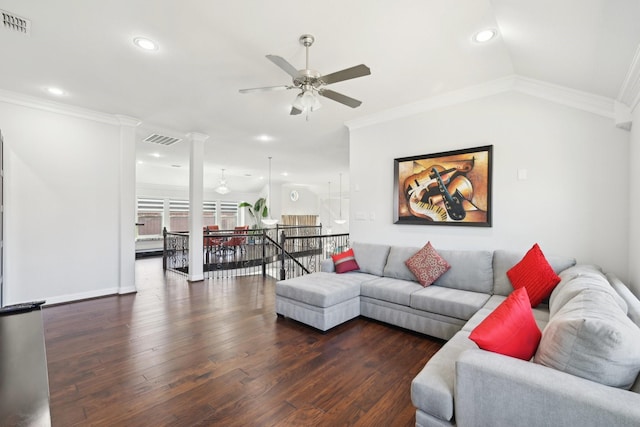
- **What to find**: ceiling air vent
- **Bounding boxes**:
[143,133,182,146]
[1,9,31,34]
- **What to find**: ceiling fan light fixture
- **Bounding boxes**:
[239,34,370,116]
[292,93,305,111]
[301,91,316,108]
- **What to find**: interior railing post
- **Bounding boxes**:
[204,233,209,277]
[262,228,267,277]
[162,227,167,271]
[279,230,286,280]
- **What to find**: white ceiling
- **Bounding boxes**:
[1,0,639,194]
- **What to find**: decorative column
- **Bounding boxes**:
[116,115,141,294]
[187,132,209,282]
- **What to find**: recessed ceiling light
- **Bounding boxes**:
[150,153,161,158]
[256,134,273,142]
[133,37,158,51]
[473,29,497,43]
[281,172,289,177]
[46,87,65,96]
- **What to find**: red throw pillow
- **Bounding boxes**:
[507,243,560,307]
[405,241,451,287]
[469,287,542,360]
[331,248,360,274]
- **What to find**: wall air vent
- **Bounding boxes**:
[1,9,31,34]
[143,133,182,146]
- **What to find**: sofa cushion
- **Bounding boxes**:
[493,249,576,296]
[331,248,360,274]
[433,250,493,293]
[507,243,560,307]
[382,246,420,281]
[360,277,423,306]
[276,272,365,308]
[411,332,477,422]
[607,273,640,328]
[352,242,390,277]
[549,266,627,318]
[410,286,490,321]
[469,288,541,361]
[534,289,640,389]
[405,242,451,287]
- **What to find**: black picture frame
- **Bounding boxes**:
[394,145,493,227]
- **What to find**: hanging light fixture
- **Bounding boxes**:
[327,180,333,223]
[262,156,278,226]
[334,172,347,225]
[215,168,230,195]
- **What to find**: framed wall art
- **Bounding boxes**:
[394,145,492,227]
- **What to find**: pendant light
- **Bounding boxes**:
[215,168,230,195]
[262,157,278,226]
[326,181,333,235]
[334,172,346,224]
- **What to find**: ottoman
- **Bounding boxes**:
[275,272,363,331]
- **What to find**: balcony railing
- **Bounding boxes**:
[162,225,349,280]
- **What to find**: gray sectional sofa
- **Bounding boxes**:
[274,242,640,427]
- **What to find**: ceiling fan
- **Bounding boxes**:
[239,34,371,116]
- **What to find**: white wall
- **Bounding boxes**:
[349,91,631,281]
[629,103,640,296]
[281,186,319,216]
[1,100,127,304]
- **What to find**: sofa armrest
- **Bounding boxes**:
[455,349,640,427]
[320,258,335,273]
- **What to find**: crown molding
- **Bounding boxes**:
[115,114,141,127]
[345,76,514,130]
[346,75,619,131]
[0,88,122,125]
[512,76,615,119]
[618,44,640,112]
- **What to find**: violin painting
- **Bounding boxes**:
[394,145,492,227]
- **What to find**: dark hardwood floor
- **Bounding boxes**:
[43,258,443,426]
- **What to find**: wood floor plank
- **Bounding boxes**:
[43,257,443,426]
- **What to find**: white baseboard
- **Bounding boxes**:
[43,287,120,306]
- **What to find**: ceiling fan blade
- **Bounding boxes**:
[318,89,362,108]
[319,64,371,85]
[239,85,293,94]
[290,106,303,115]
[266,55,299,79]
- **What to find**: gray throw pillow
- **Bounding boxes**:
[351,242,391,277]
[534,289,640,389]
[383,246,420,282]
[549,267,627,318]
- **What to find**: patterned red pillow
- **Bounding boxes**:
[507,243,560,307]
[405,242,451,287]
[331,248,360,274]
[469,287,542,360]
